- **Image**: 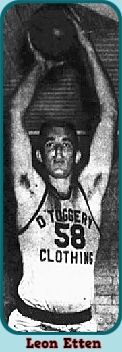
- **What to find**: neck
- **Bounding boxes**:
[49,175,71,195]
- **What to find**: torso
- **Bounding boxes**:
[17,171,101,313]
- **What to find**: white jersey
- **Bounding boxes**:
[18,183,100,313]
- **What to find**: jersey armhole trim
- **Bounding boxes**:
[18,188,48,235]
[78,182,101,235]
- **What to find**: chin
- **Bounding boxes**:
[52,172,66,179]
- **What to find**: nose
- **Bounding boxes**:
[55,144,63,159]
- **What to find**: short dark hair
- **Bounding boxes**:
[39,120,79,152]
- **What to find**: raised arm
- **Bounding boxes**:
[70,8,117,200]
[11,64,43,197]
[11,54,65,203]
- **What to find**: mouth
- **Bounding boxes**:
[51,161,66,174]
[53,159,65,164]
[53,161,65,168]
[53,166,65,172]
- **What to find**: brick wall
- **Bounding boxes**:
[94,264,119,331]
[3,4,119,332]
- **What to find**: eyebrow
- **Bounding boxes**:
[62,137,73,144]
[45,137,55,142]
[45,137,73,143]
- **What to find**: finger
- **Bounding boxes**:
[27,32,46,66]
[65,7,86,40]
[68,6,81,25]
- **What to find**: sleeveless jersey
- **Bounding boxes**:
[18,184,100,313]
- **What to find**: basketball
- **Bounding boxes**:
[28,6,79,62]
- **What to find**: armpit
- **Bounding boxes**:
[20,173,30,189]
[93,173,102,188]
[20,173,34,196]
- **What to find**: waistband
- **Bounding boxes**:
[17,296,92,325]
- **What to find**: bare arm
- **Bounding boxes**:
[70,8,117,200]
[11,65,42,196]
[80,36,117,200]
[10,57,54,205]
[11,56,65,202]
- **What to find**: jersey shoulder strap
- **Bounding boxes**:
[77,182,101,235]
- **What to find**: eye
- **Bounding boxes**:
[63,142,68,147]
[45,141,54,149]
[63,142,72,149]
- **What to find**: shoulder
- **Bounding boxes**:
[77,174,102,209]
[17,169,47,230]
[16,168,46,205]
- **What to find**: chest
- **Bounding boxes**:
[18,194,99,256]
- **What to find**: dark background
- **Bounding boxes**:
[3,3,119,331]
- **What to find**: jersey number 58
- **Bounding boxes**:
[55,222,85,249]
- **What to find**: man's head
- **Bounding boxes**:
[37,121,81,179]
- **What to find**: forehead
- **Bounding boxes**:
[45,126,73,140]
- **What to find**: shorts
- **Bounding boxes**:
[8,309,97,332]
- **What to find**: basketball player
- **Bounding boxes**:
[8,11,117,332]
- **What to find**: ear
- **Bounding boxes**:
[36,150,43,163]
[75,150,81,164]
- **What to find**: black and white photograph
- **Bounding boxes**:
[4,3,119,332]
